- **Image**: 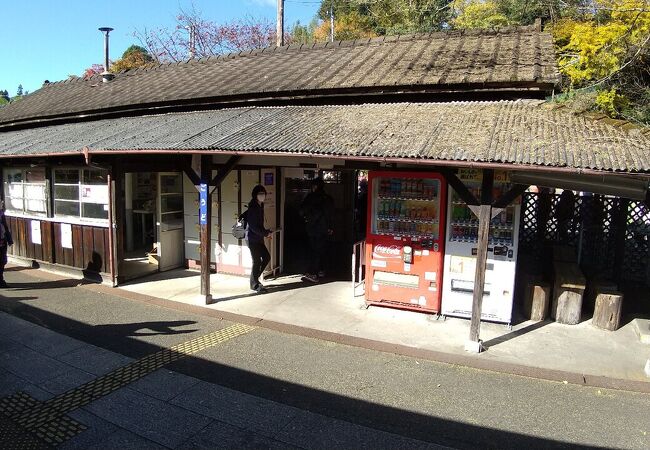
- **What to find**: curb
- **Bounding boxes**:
[14,266,650,395]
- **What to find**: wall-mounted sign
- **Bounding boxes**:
[30,220,41,245]
[264,172,274,186]
[81,185,109,204]
[199,183,208,225]
[61,223,73,249]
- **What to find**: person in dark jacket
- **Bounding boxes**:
[246,185,272,293]
[300,177,334,283]
[0,200,14,288]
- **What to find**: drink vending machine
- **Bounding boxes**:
[441,169,520,324]
[365,171,446,313]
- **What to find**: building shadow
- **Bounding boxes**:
[0,296,606,450]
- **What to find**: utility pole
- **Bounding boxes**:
[330,0,335,42]
[187,25,196,59]
[277,0,284,46]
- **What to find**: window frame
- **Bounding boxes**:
[53,167,109,224]
[2,167,49,217]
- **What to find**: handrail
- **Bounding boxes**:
[265,228,283,278]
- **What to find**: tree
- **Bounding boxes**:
[110,45,155,72]
[82,63,105,79]
[134,5,281,62]
[16,84,23,96]
[313,10,377,41]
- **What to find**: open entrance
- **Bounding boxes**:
[120,172,185,281]
[282,169,356,280]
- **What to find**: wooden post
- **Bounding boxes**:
[467,204,491,352]
[466,169,494,353]
[199,155,212,303]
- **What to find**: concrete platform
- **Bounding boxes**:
[119,269,650,387]
[633,318,650,344]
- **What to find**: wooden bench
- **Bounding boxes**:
[552,262,586,325]
[592,287,624,331]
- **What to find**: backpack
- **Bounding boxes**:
[232,209,248,239]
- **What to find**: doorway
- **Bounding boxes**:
[282,169,355,280]
[120,172,185,281]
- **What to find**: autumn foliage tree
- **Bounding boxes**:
[110,45,154,72]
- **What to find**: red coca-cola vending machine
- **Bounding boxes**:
[365,171,447,313]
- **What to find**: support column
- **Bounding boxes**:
[199,155,212,303]
[465,169,494,353]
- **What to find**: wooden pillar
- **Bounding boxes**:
[199,155,212,303]
[466,170,494,353]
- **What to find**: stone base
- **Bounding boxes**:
[632,319,650,344]
[465,340,484,353]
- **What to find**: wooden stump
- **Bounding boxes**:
[523,278,550,321]
[552,262,586,325]
[593,292,623,331]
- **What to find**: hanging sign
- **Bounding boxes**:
[199,183,208,225]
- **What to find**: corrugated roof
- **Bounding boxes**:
[0,27,560,128]
[0,101,647,173]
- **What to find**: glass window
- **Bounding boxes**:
[53,168,108,223]
[2,168,47,216]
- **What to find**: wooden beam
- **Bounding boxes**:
[199,155,212,303]
[493,183,529,208]
[182,159,201,186]
[211,155,242,187]
[441,169,479,206]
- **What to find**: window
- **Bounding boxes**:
[2,168,48,216]
[54,168,108,222]
[159,174,183,231]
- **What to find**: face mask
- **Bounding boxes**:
[257,194,266,203]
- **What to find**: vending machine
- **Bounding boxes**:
[441,169,520,324]
[365,171,446,313]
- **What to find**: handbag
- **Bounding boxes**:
[231,210,247,240]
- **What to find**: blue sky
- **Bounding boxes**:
[0,0,319,97]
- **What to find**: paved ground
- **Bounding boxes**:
[121,268,650,386]
[1,267,649,449]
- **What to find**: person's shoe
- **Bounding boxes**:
[301,274,319,283]
[0,280,7,288]
[255,285,268,294]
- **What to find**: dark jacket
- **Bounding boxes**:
[245,200,269,244]
[300,189,334,237]
[0,213,11,247]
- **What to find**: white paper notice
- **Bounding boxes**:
[61,223,73,249]
[30,221,41,245]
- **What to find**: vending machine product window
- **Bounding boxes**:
[365,171,447,313]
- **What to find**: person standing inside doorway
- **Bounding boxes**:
[300,177,334,283]
[0,200,14,288]
[246,185,272,293]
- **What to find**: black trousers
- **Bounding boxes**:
[248,241,270,289]
[307,234,326,275]
[0,245,6,281]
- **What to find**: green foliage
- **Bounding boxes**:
[16,84,23,96]
[595,88,629,117]
[452,1,510,29]
[110,45,154,73]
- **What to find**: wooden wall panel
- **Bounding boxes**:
[6,216,109,273]
[92,228,106,273]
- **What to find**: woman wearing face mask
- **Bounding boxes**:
[246,185,272,293]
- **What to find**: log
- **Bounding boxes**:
[524,278,550,321]
[592,291,623,331]
[552,262,586,325]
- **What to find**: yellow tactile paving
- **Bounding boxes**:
[1,323,256,447]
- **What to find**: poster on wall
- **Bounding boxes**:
[30,220,41,245]
[61,223,73,249]
[81,185,109,204]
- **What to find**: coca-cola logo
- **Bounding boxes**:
[373,244,402,259]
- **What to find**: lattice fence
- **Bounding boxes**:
[519,193,648,284]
